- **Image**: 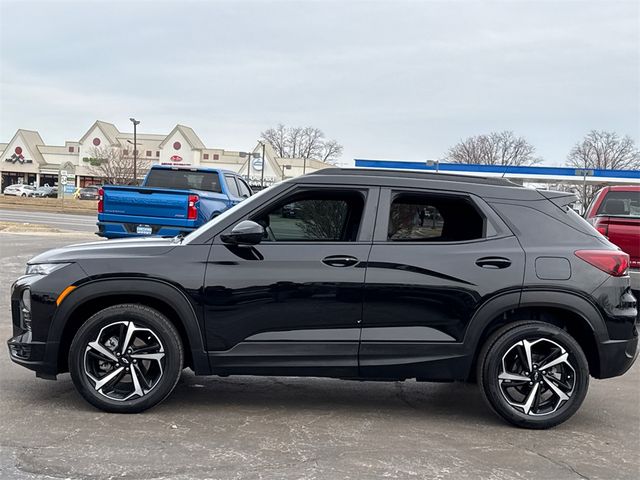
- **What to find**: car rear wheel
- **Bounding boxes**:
[477,321,589,429]
[69,304,183,413]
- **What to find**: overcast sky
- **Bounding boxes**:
[1,0,638,166]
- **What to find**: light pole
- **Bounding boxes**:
[426,159,440,172]
[239,150,261,183]
[129,117,140,185]
[259,141,266,189]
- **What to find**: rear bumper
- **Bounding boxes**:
[96,221,198,239]
[596,335,639,379]
[629,269,639,291]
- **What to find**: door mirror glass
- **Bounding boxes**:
[221,220,264,245]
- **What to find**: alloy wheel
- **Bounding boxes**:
[498,338,576,416]
[83,321,165,401]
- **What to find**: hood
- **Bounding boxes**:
[28,236,178,264]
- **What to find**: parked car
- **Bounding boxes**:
[3,184,36,197]
[97,165,253,238]
[77,186,100,200]
[32,185,58,198]
[584,185,640,299]
[8,168,637,428]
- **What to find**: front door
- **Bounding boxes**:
[203,185,378,377]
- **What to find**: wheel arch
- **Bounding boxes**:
[46,278,209,375]
[465,290,606,379]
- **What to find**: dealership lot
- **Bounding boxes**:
[0,231,638,480]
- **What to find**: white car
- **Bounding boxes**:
[3,184,36,197]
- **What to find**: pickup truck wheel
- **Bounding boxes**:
[477,321,589,429]
[69,304,183,413]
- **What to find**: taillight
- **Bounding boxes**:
[593,217,609,238]
[97,188,104,213]
[575,250,629,277]
[187,194,199,220]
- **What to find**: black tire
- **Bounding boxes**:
[69,304,183,413]
[477,321,589,429]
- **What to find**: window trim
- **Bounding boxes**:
[215,184,379,245]
[236,177,252,198]
[224,174,241,198]
[373,187,507,245]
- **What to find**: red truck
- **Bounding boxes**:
[585,185,640,296]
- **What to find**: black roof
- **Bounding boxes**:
[309,167,521,187]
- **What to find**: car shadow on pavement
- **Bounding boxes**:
[155,371,501,425]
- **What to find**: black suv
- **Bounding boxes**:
[8,169,638,428]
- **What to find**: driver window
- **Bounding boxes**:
[254,190,365,242]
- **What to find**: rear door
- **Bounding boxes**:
[360,187,525,379]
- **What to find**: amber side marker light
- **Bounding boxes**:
[56,286,77,306]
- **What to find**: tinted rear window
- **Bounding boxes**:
[597,191,640,218]
[145,169,222,193]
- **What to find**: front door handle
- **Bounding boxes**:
[475,256,512,269]
[322,255,359,268]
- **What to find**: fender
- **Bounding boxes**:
[463,288,608,349]
[462,291,522,351]
[518,288,609,342]
[44,277,209,375]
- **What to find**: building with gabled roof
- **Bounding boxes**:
[1,121,332,190]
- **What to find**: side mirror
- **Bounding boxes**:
[220,220,264,245]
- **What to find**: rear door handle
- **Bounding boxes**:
[322,255,359,268]
[475,256,512,269]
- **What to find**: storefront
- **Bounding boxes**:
[78,175,102,187]
[1,171,37,189]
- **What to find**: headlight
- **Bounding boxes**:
[21,288,31,312]
[25,263,70,276]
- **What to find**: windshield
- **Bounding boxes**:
[182,183,281,244]
[145,168,222,193]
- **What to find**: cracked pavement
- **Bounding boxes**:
[1,231,638,479]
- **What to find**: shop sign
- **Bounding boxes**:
[5,152,32,164]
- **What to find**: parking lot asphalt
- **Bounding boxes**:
[0,231,638,480]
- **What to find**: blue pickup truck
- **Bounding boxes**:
[97,165,252,238]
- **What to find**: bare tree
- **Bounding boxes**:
[287,126,303,159]
[448,131,541,166]
[261,124,288,158]
[260,124,343,165]
[82,146,151,185]
[567,130,640,171]
[321,139,344,164]
[566,131,640,212]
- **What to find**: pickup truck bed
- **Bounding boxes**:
[97,166,252,238]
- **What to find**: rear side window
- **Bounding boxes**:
[596,191,640,218]
[145,169,222,193]
[224,175,240,197]
[388,193,484,242]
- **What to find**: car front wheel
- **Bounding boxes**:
[477,321,589,429]
[69,304,183,413]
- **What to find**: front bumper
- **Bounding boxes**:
[7,332,54,378]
